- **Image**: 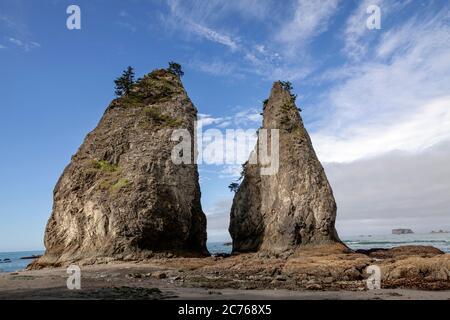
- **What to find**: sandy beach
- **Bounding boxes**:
[1,244,449,300]
[1,262,449,300]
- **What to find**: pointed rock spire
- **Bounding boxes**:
[229,81,341,255]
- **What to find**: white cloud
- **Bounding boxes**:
[200,129,257,166]
[164,0,240,51]
[187,21,239,51]
[197,109,260,167]
[184,2,450,240]
[163,0,313,80]
[219,0,271,20]
[343,0,381,59]
[276,0,340,52]
[198,114,230,127]
[199,108,261,129]
[310,9,450,163]
[313,97,450,163]
[343,0,413,60]
[167,0,271,23]
[190,60,237,76]
[233,108,262,126]
[218,165,242,179]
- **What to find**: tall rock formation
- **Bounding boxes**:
[229,81,341,255]
[34,69,208,267]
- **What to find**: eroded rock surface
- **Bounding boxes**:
[33,69,208,268]
[229,82,341,255]
[356,246,445,259]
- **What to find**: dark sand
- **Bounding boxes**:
[1,261,449,300]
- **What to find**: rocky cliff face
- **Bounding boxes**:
[35,69,208,267]
[229,81,341,255]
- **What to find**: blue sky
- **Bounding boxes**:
[1,0,449,251]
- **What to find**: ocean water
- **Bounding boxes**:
[342,233,450,253]
[208,233,450,254]
[0,251,44,273]
[1,233,448,273]
[208,233,450,255]
[208,242,233,255]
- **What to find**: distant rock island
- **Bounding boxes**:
[431,230,450,234]
[392,228,414,235]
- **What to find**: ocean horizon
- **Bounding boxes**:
[1,233,449,273]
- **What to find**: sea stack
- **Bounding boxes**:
[33,69,208,267]
[229,81,341,255]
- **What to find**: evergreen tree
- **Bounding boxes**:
[280,81,293,92]
[280,81,297,102]
[228,182,240,193]
[114,66,135,97]
[168,61,184,77]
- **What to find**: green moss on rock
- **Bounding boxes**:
[93,160,119,173]
[111,178,130,191]
[143,107,183,128]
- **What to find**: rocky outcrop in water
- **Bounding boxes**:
[229,81,341,255]
[33,69,208,267]
[392,228,414,235]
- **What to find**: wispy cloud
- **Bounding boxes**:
[314,97,450,162]
[218,165,243,179]
[343,0,382,59]
[189,60,238,77]
[162,0,315,80]
[164,0,240,51]
[199,108,261,129]
[0,14,23,32]
[8,37,40,51]
[233,108,262,126]
[276,0,340,52]
[187,20,239,51]
[166,0,272,23]
[157,1,450,238]
[198,114,229,128]
[116,10,139,32]
[311,7,450,163]
[1,13,41,52]
[117,21,137,32]
[342,0,413,60]
[197,108,260,169]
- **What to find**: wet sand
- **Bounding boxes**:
[1,261,449,300]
